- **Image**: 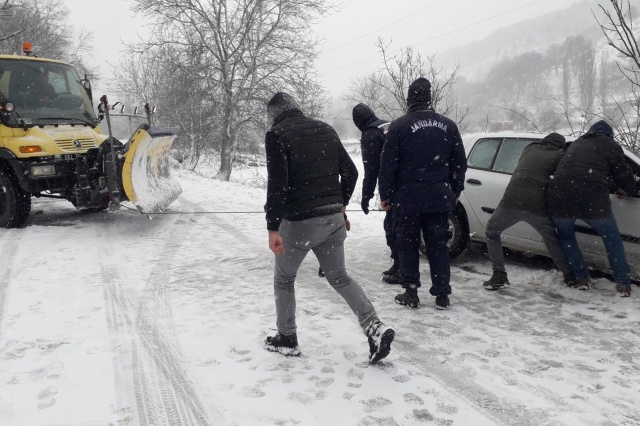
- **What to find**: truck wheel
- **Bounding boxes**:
[0,167,31,228]
[419,210,469,260]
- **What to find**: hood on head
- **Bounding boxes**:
[407,77,432,108]
[541,132,566,149]
[588,120,614,138]
[267,92,301,125]
[352,103,377,132]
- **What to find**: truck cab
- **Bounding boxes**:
[0,54,109,227]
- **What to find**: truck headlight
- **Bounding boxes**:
[30,165,56,177]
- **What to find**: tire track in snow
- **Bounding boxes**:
[344,263,545,425]
[0,229,23,331]
[99,205,226,426]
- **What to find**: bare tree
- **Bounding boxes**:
[595,0,640,152]
[346,38,466,124]
[0,0,97,76]
[576,44,598,115]
[0,1,22,42]
[133,0,330,181]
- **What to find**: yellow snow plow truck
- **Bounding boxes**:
[0,50,182,228]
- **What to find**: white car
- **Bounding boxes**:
[444,132,640,280]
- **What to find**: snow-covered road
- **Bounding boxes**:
[0,165,639,426]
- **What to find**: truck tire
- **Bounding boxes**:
[0,166,31,228]
[419,210,469,260]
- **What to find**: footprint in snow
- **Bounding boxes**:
[403,393,424,405]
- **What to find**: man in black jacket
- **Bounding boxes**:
[352,103,399,279]
[264,92,394,363]
[548,120,637,296]
[483,133,573,290]
[378,78,467,310]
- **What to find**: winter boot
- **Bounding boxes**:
[395,287,420,308]
[563,273,576,286]
[483,270,510,290]
[382,261,399,278]
[383,272,403,285]
[617,285,631,297]
[264,332,300,356]
[571,279,590,291]
[367,321,395,364]
[435,295,450,310]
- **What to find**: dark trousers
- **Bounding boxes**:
[394,211,451,296]
[486,207,572,276]
[383,209,398,261]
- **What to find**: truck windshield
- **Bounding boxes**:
[0,58,97,127]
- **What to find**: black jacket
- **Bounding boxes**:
[498,132,565,217]
[547,132,636,219]
[352,104,388,201]
[265,109,358,231]
[378,104,466,214]
[360,124,387,201]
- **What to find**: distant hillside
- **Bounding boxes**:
[438,0,605,80]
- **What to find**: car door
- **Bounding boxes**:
[575,150,640,278]
[462,136,543,245]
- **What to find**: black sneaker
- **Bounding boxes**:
[264,332,300,356]
[483,270,510,290]
[383,272,403,285]
[367,322,395,364]
[435,295,450,310]
[382,261,399,277]
[395,289,420,308]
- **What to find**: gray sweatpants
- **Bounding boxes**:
[274,213,378,336]
[485,207,572,276]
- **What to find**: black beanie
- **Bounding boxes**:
[588,120,614,138]
[407,77,432,107]
[267,92,301,125]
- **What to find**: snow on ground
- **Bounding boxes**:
[0,149,639,426]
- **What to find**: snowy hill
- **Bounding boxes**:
[438,0,605,81]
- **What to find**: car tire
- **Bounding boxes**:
[0,166,31,228]
[419,210,469,260]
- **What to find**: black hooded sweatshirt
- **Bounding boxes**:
[498,132,566,217]
[264,93,358,231]
[352,103,388,201]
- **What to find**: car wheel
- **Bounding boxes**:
[419,210,469,260]
[0,166,31,228]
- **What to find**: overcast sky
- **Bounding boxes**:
[64,0,586,102]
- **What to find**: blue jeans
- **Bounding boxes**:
[554,215,631,285]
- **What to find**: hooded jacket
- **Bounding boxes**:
[352,103,388,201]
[264,93,358,231]
[498,132,566,216]
[547,130,636,219]
[378,78,467,214]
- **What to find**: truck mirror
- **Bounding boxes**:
[82,77,93,103]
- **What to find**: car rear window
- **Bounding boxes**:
[468,138,500,169]
[468,137,538,173]
[493,139,536,173]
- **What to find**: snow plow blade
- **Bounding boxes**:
[121,126,182,213]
